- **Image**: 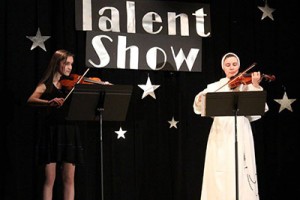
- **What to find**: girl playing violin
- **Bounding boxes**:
[193,52,269,200]
[27,49,84,200]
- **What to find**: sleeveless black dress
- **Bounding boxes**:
[35,82,84,165]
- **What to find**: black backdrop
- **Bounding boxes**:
[1,0,299,200]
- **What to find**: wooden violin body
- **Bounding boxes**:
[229,73,276,89]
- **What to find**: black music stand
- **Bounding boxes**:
[66,84,133,200]
[203,91,266,200]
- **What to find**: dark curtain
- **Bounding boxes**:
[1,0,299,200]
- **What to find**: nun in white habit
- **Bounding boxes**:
[193,52,268,200]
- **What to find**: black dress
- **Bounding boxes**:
[36,82,84,165]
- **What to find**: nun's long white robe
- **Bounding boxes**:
[193,77,268,200]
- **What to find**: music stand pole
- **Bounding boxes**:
[234,108,239,200]
[97,106,104,200]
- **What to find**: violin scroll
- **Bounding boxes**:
[262,74,276,82]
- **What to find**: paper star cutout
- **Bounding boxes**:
[138,76,160,99]
[258,1,275,20]
[26,28,50,51]
[115,127,127,139]
[274,92,296,113]
[168,117,179,129]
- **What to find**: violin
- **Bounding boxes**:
[228,73,276,89]
[60,73,104,91]
[61,70,113,102]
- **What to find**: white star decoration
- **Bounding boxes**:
[138,76,160,99]
[26,28,51,51]
[274,92,296,113]
[168,117,179,129]
[258,1,275,20]
[115,127,127,139]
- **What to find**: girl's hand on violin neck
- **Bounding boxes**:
[251,71,261,88]
[48,97,65,107]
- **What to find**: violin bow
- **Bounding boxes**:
[64,67,90,101]
[214,62,257,92]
